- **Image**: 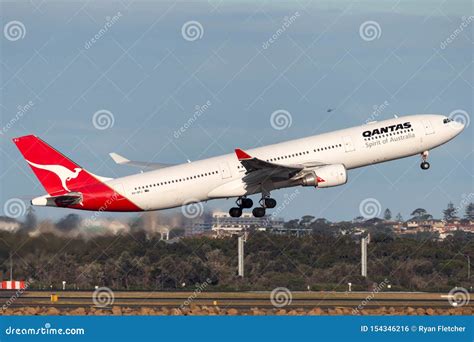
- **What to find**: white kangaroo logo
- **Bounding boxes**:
[26,160,82,192]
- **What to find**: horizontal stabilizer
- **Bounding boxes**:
[32,192,83,207]
[109,152,175,170]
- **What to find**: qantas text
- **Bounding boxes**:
[362,122,412,137]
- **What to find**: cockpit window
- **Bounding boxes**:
[443,118,452,124]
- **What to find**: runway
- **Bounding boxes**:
[0,291,470,309]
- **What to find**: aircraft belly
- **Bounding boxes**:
[208,179,250,198]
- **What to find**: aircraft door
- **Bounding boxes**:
[422,120,435,135]
[219,162,232,179]
[342,136,355,152]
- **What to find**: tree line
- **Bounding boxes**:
[0,226,471,292]
[0,201,471,292]
[354,201,474,222]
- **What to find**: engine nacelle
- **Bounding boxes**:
[300,164,347,188]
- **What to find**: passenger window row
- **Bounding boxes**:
[237,143,343,169]
[134,170,220,191]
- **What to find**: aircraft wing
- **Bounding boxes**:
[235,148,305,182]
[109,152,176,170]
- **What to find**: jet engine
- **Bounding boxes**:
[300,164,347,188]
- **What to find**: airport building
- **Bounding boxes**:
[211,211,284,236]
[189,221,213,235]
[0,217,20,232]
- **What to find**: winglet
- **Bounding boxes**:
[235,148,252,160]
[109,152,130,165]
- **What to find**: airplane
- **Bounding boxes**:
[13,114,464,218]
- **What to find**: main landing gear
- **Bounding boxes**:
[252,207,265,218]
[228,195,277,218]
[420,151,430,170]
[229,196,253,217]
[251,196,277,218]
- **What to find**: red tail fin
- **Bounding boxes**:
[13,135,104,195]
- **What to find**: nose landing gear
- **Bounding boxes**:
[420,151,430,170]
[421,161,430,170]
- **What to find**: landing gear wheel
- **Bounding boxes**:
[420,151,430,170]
[236,197,253,209]
[252,207,266,218]
[264,198,277,209]
[229,207,243,217]
[259,197,277,208]
[420,161,430,170]
[241,198,253,209]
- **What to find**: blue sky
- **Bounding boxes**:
[0,0,472,222]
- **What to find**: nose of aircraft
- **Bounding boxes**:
[453,120,465,131]
[448,119,465,137]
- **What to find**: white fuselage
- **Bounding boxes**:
[105,114,464,211]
